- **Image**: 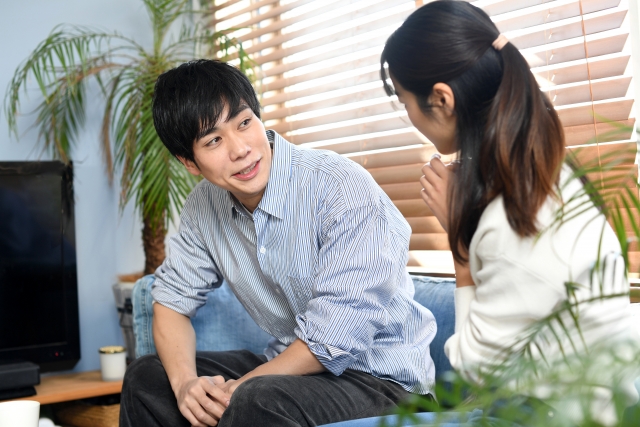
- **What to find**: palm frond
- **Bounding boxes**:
[142,0,190,51]
[3,25,142,160]
[6,0,256,273]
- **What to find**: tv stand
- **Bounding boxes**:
[0,371,122,405]
[0,386,36,401]
[0,360,39,400]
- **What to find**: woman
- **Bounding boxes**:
[380,1,638,425]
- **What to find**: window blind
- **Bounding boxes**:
[210,0,639,276]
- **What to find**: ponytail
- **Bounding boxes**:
[381,0,566,263]
[477,43,565,239]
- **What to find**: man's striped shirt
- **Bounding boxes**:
[152,130,437,394]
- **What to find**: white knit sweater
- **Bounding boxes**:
[444,166,639,425]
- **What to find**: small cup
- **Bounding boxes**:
[0,400,40,427]
[99,345,127,381]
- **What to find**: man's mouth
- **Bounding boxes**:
[234,160,260,180]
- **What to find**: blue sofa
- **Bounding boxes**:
[132,274,456,426]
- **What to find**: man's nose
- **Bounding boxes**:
[228,135,250,160]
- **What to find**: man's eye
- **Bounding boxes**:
[206,137,221,147]
[240,118,251,127]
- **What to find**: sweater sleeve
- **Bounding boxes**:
[443,197,567,377]
[444,252,564,377]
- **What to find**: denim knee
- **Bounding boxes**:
[231,376,288,409]
[122,354,165,394]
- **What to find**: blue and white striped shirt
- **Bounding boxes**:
[152,131,436,394]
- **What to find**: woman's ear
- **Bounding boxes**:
[177,156,201,176]
[430,83,456,118]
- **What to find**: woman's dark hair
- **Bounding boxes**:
[381,0,565,263]
[153,59,261,162]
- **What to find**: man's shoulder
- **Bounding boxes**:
[294,146,373,184]
[181,179,224,216]
[187,178,219,200]
[292,146,383,209]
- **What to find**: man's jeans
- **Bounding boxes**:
[120,350,423,427]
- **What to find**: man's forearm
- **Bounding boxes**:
[229,339,325,391]
[153,303,198,392]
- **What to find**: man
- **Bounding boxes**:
[120,59,437,427]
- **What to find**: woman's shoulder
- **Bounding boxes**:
[468,193,512,260]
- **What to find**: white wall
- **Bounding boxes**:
[0,0,151,372]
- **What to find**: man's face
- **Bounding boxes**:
[181,104,272,212]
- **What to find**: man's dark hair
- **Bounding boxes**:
[152,59,261,162]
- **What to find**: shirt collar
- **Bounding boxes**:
[256,130,292,220]
[230,193,254,221]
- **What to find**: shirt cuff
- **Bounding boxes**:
[454,286,476,333]
[294,323,357,376]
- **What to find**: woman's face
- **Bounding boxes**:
[390,75,457,155]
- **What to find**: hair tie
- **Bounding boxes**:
[492,34,509,51]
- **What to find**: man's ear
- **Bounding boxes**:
[429,83,456,118]
[177,156,201,176]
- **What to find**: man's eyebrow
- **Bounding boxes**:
[227,103,250,121]
[196,104,251,142]
[196,123,218,141]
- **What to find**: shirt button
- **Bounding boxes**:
[260,246,266,254]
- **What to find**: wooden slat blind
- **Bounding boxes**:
[211,0,639,276]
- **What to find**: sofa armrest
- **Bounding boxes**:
[132,275,158,358]
[132,275,271,358]
[409,274,456,378]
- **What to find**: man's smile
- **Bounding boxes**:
[233,159,261,180]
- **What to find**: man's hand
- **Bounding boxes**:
[420,154,457,233]
[174,374,231,427]
[153,304,233,426]
[217,378,239,395]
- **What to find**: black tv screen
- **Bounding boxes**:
[0,161,80,372]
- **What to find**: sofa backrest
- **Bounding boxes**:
[133,274,455,377]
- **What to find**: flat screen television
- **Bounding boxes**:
[0,161,80,372]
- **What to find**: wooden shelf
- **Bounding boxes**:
[3,370,122,405]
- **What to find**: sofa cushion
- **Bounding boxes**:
[132,274,455,377]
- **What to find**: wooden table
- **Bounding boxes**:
[5,370,122,405]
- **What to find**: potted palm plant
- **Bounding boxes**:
[4,0,254,275]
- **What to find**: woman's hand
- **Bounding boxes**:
[420,154,456,233]
[421,155,472,287]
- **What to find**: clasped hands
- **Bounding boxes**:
[421,154,475,287]
[175,374,240,427]
[420,153,458,233]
